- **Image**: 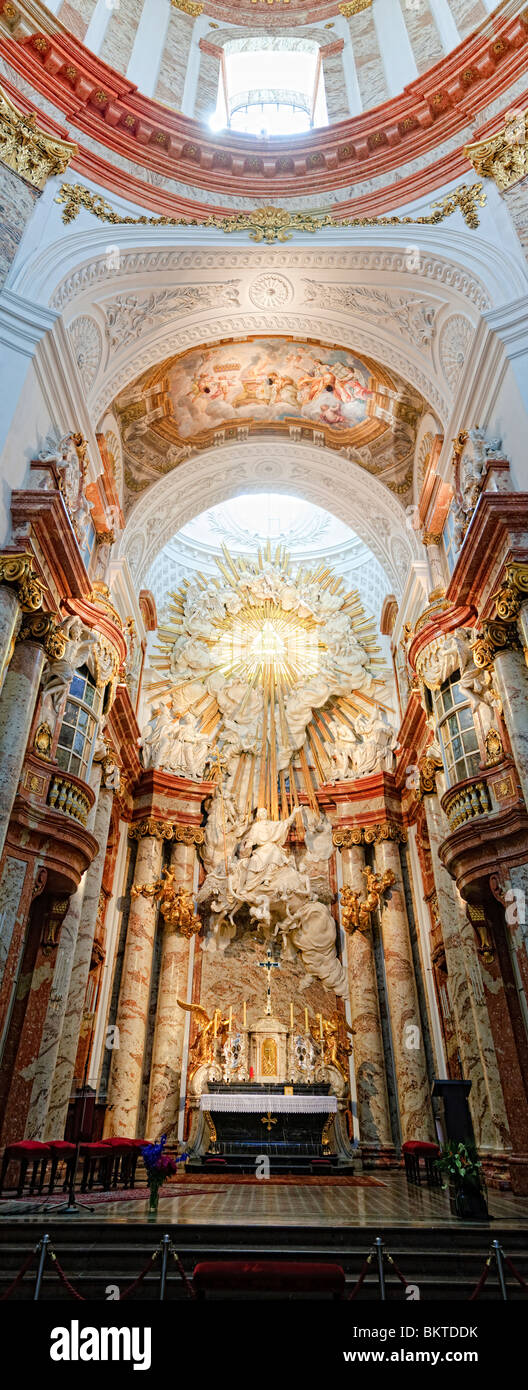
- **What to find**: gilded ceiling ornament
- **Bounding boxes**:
[171,0,204,12]
[129,819,205,843]
[0,85,76,190]
[56,182,487,244]
[339,0,372,13]
[0,552,46,612]
[465,112,528,192]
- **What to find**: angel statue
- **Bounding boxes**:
[176,1000,231,1076]
[41,614,96,713]
[311,1011,356,1079]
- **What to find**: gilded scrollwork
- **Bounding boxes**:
[341,865,395,936]
[0,553,46,612]
[128,818,205,844]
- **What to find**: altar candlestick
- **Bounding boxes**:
[213,1009,218,1039]
[228,1005,232,1034]
[318,1012,323,1041]
[290,1002,294,1030]
[304,1007,308,1034]
[243,1001,247,1027]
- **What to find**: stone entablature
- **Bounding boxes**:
[1,3,527,205]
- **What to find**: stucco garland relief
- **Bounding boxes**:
[50,247,491,316]
[302,281,440,351]
[103,282,241,351]
[438,313,474,391]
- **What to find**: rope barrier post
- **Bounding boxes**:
[33,1233,50,1301]
[492,1240,508,1301]
[159,1234,170,1302]
[374,1236,386,1302]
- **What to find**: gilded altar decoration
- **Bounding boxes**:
[131,866,202,937]
[0,552,46,612]
[0,85,76,190]
[176,1000,231,1076]
[56,182,487,242]
[310,1010,355,1079]
[341,865,395,936]
[465,111,528,192]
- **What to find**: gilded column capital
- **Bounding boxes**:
[493,563,528,622]
[129,818,204,844]
[0,552,45,612]
[0,85,77,190]
[473,618,522,670]
[17,611,67,659]
[464,112,528,193]
[333,821,406,847]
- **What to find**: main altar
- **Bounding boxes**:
[196,1082,338,1171]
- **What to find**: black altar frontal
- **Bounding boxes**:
[195,1082,338,1171]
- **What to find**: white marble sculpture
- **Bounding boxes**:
[42,615,96,713]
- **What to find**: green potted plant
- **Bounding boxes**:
[435,1141,489,1219]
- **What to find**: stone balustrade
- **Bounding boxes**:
[47,773,91,826]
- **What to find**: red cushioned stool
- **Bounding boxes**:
[0,1141,51,1197]
[193,1260,346,1299]
[402,1140,441,1186]
[48,1141,77,1194]
[101,1137,131,1188]
[79,1142,113,1192]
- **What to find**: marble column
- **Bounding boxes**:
[44,783,115,1138]
[146,840,195,1141]
[374,837,435,1142]
[0,587,20,696]
[492,646,528,813]
[341,844,392,1151]
[126,0,172,99]
[104,833,163,1137]
[84,0,114,56]
[0,638,45,863]
[423,792,510,1152]
[24,766,103,1139]
[372,0,418,98]
[428,0,460,53]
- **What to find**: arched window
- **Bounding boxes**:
[432,673,480,788]
[56,665,102,781]
[212,39,327,137]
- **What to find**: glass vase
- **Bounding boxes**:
[148,1182,161,1216]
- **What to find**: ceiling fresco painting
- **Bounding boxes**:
[114,335,425,511]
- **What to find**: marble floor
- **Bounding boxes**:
[2,1173,528,1228]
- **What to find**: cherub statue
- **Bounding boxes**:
[176,1000,232,1076]
[311,1011,355,1079]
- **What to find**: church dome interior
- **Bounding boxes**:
[1,0,528,1333]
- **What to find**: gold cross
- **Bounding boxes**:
[260,1112,277,1131]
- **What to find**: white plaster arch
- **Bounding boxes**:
[117,438,419,596]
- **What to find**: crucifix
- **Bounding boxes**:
[259,947,280,1017]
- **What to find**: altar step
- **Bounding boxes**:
[188,1154,353,1176]
[1,1220,526,1300]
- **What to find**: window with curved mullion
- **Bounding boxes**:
[56,664,102,783]
[433,674,480,789]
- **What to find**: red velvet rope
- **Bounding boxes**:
[347,1254,373,1300]
[171,1247,196,1298]
[0,1247,36,1300]
[504,1255,528,1289]
[468,1259,491,1301]
[119,1250,159,1301]
[385,1252,410,1288]
[50,1250,86,1301]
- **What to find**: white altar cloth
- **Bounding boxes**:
[199,1093,337,1114]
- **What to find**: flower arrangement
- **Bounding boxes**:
[435,1141,488,1218]
[141,1135,187,1213]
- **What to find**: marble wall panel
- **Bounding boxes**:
[401,0,444,74]
[155,10,195,111]
[347,10,389,111]
[100,0,143,75]
[0,166,39,295]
